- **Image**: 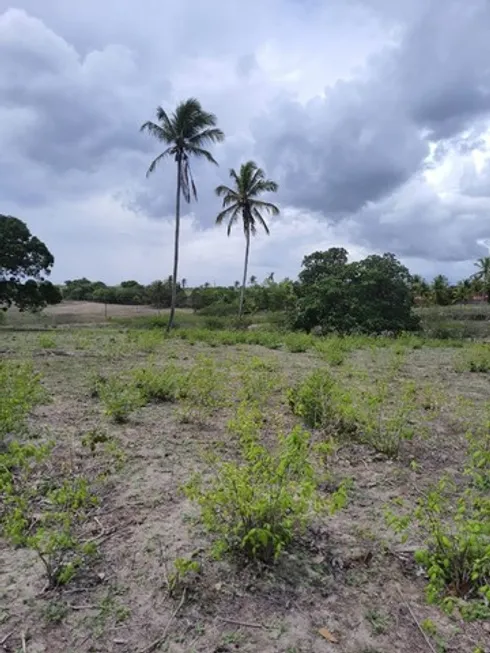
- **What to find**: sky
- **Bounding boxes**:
[1,0,490,285]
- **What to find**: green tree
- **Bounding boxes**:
[215,161,279,318]
[431,274,452,306]
[0,215,62,311]
[472,257,490,303]
[453,279,473,304]
[140,98,224,331]
[410,274,431,305]
[290,248,419,334]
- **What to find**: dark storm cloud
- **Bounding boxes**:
[0,9,169,203]
[253,0,490,216]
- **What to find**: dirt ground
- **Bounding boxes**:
[1,328,489,653]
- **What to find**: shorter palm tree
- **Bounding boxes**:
[472,257,490,303]
[215,161,279,318]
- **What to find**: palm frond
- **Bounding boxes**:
[215,184,236,198]
[189,128,225,147]
[140,120,167,141]
[252,208,271,235]
[186,145,219,165]
[146,147,173,177]
[250,199,280,216]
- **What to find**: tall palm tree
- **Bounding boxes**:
[140,98,224,331]
[215,161,279,318]
[472,257,490,303]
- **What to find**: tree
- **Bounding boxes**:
[432,275,452,306]
[215,161,279,318]
[289,248,419,334]
[472,257,490,303]
[140,98,224,331]
[453,279,473,304]
[0,215,62,312]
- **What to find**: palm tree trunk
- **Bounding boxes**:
[168,156,182,332]
[238,227,250,319]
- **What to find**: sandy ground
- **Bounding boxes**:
[0,328,489,653]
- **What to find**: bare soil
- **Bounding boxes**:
[0,328,489,653]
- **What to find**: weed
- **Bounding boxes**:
[237,356,280,406]
[97,376,146,423]
[178,355,227,422]
[288,369,336,429]
[43,600,69,624]
[167,555,201,596]
[455,345,490,373]
[365,608,390,635]
[2,470,99,587]
[0,361,45,446]
[132,363,187,403]
[185,419,347,564]
[465,424,490,491]
[38,333,57,349]
[386,476,490,616]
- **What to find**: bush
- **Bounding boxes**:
[1,442,99,588]
[455,345,490,373]
[132,364,187,403]
[0,361,45,446]
[178,355,227,422]
[288,369,336,429]
[290,249,420,335]
[185,417,345,563]
[386,477,490,617]
[96,376,146,423]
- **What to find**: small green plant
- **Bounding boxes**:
[386,477,490,616]
[284,333,312,353]
[97,376,146,423]
[455,345,490,373]
[167,555,201,596]
[288,369,336,428]
[465,424,490,491]
[132,363,187,403]
[0,361,45,446]
[237,356,280,405]
[38,333,57,349]
[178,355,227,422]
[185,421,347,564]
[365,608,390,635]
[3,472,99,588]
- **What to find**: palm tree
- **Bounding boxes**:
[472,257,490,303]
[140,98,224,331]
[215,161,279,318]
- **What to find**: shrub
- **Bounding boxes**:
[288,369,336,429]
[0,361,45,446]
[1,442,99,588]
[132,364,187,403]
[237,357,280,406]
[455,345,490,373]
[96,376,146,423]
[185,422,344,563]
[38,333,57,349]
[179,355,227,422]
[386,477,490,616]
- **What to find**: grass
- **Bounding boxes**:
[0,316,489,653]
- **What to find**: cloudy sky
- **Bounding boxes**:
[1,0,490,285]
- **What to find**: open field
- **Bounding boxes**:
[1,326,489,653]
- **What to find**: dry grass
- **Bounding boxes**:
[0,327,489,653]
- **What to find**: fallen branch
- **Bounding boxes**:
[216,616,266,630]
[0,631,13,647]
[139,589,186,653]
[398,591,437,653]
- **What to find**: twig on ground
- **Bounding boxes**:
[0,631,13,647]
[139,589,186,653]
[216,616,266,630]
[398,591,437,653]
[21,631,27,653]
[68,604,98,611]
